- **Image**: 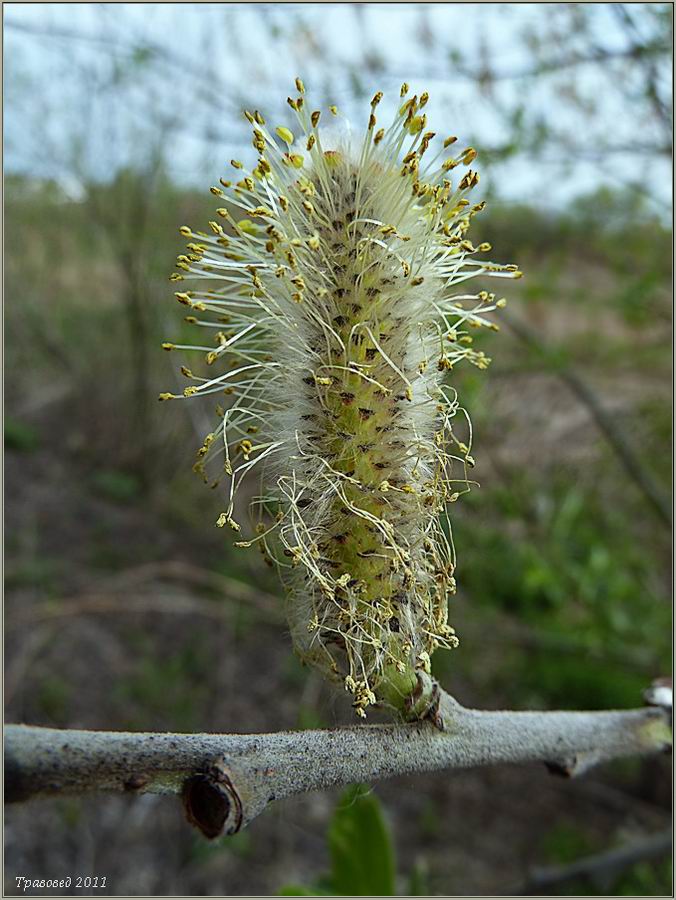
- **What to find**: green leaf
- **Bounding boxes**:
[327,785,396,896]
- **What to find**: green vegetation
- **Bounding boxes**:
[540,823,672,896]
[279,785,426,896]
[5,417,40,452]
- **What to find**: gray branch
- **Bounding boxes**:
[512,827,672,895]
[5,688,671,839]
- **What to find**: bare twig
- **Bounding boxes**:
[4,560,282,632]
[502,310,671,528]
[4,591,278,632]
[5,687,671,839]
[512,828,672,895]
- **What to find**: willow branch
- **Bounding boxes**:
[5,688,671,839]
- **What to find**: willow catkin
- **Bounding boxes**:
[162,80,521,719]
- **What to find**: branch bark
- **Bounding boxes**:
[5,688,671,839]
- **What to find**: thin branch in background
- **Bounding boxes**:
[612,4,673,140]
[510,827,672,895]
[501,309,671,528]
[4,559,282,632]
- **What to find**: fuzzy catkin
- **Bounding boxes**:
[162,80,521,718]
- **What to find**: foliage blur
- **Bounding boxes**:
[4,3,672,896]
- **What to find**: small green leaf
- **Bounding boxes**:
[327,785,396,896]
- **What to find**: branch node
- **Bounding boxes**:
[182,759,243,840]
[544,758,576,778]
[644,676,673,731]
[123,774,150,792]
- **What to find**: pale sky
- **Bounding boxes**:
[4,3,671,213]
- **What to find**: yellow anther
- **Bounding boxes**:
[295,77,305,93]
[231,159,243,169]
[443,136,458,148]
[458,170,477,190]
[161,342,175,351]
[275,126,294,144]
[238,439,254,460]
[407,115,425,135]
[158,392,174,401]
[216,513,240,532]
[311,110,321,127]
[400,82,409,97]
[183,386,198,397]
[237,218,258,235]
[179,225,192,237]
[329,105,338,116]
[210,186,224,196]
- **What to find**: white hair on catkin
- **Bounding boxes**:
[162,79,521,718]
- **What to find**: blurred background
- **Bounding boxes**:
[4,3,672,895]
